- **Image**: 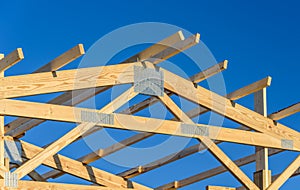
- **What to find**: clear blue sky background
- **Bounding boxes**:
[1,1,300,189]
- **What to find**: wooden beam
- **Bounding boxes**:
[254,88,271,189]
[34,44,85,73]
[13,122,95,179]
[42,132,154,179]
[272,166,300,181]
[156,149,281,189]
[118,144,202,179]
[0,54,4,168]
[12,139,151,189]
[266,154,300,190]
[124,30,185,63]
[0,179,136,190]
[202,138,259,190]
[226,76,272,100]
[189,60,228,83]
[158,92,194,123]
[157,92,258,190]
[0,48,24,72]
[0,99,296,151]
[79,132,153,164]
[28,170,47,182]
[269,102,300,120]
[150,33,200,65]
[206,186,236,190]
[12,86,138,179]
[0,62,135,99]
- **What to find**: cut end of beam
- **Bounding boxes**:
[174,181,180,188]
[222,60,229,70]
[177,30,185,41]
[77,44,85,55]
[195,33,200,43]
[266,76,272,86]
[16,48,25,59]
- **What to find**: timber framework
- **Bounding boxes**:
[0,31,299,190]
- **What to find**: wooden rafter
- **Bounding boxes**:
[0,63,135,99]
[124,30,184,62]
[207,186,236,190]
[0,53,4,170]
[226,76,271,100]
[35,44,85,73]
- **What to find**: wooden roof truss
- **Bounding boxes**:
[0,31,299,190]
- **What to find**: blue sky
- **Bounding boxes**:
[1,0,300,189]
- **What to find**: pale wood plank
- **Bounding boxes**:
[151,33,200,64]
[269,102,300,120]
[35,44,85,73]
[189,60,228,83]
[124,31,185,63]
[0,48,24,72]
[266,155,300,190]
[0,54,4,168]
[254,88,271,189]
[227,76,272,100]
[206,186,236,190]
[272,166,300,181]
[0,62,135,99]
